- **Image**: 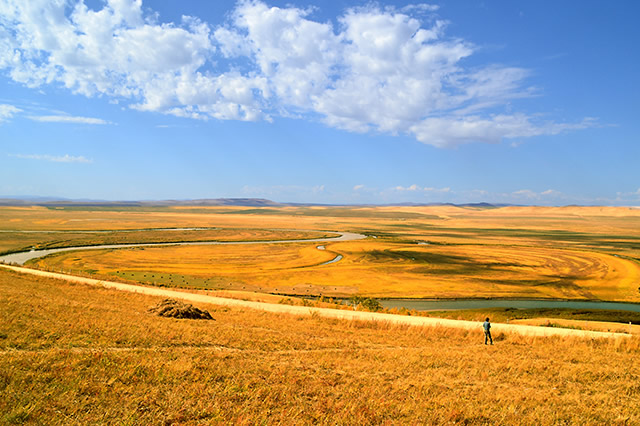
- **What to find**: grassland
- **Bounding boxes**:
[3,204,640,302]
[0,228,333,256]
[28,238,640,301]
[415,307,640,329]
[2,268,640,424]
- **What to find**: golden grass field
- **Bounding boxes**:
[2,268,640,424]
[6,204,639,302]
[3,205,640,423]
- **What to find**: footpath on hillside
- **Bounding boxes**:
[0,264,631,339]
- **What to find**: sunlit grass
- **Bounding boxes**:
[30,237,640,301]
[1,269,640,424]
[4,204,640,301]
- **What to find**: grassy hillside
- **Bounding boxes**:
[1,269,639,424]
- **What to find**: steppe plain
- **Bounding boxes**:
[2,204,640,423]
[3,204,640,301]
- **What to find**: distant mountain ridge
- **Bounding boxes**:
[0,197,281,207]
[0,196,512,208]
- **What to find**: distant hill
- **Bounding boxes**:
[0,196,513,208]
[0,197,283,207]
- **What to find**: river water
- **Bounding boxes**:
[0,231,366,265]
[4,229,639,313]
[380,299,640,313]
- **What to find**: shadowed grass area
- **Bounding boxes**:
[2,269,640,424]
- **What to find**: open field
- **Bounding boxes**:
[2,268,640,424]
[7,204,639,302]
[27,238,640,301]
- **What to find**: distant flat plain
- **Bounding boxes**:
[2,204,639,302]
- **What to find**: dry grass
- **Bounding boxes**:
[2,269,640,424]
[4,205,640,301]
[31,237,640,301]
[0,227,332,255]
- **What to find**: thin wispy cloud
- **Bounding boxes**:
[0,104,21,123]
[27,115,110,125]
[0,0,595,147]
[9,154,93,163]
[615,188,640,203]
[241,184,326,199]
[511,189,565,201]
[394,184,450,193]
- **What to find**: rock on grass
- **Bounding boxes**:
[148,298,214,320]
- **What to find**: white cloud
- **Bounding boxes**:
[615,188,640,202]
[512,189,564,200]
[409,114,597,148]
[0,104,21,123]
[353,184,365,191]
[28,115,110,124]
[424,186,450,193]
[0,0,596,147]
[394,184,449,192]
[394,184,420,191]
[10,153,93,163]
[513,189,538,199]
[401,4,440,14]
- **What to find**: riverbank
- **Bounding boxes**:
[379,297,640,313]
[0,230,366,265]
[0,264,630,339]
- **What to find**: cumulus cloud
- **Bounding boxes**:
[0,0,595,147]
[10,153,93,163]
[28,115,110,124]
[0,104,21,123]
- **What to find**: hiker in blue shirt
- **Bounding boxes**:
[483,317,493,345]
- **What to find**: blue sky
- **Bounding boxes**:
[0,0,638,205]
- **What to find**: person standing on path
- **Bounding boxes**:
[483,317,493,345]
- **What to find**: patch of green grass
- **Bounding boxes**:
[111,271,232,290]
[419,307,640,325]
[542,322,584,330]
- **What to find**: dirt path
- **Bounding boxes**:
[0,264,631,339]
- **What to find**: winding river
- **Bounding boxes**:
[0,230,366,265]
[380,299,640,313]
[3,228,640,313]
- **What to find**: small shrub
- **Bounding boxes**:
[148,299,214,320]
[349,295,382,312]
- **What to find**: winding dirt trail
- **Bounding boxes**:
[0,264,630,339]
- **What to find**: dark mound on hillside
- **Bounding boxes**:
[148,298,214,320]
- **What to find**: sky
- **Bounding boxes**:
[0,0,638,205]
